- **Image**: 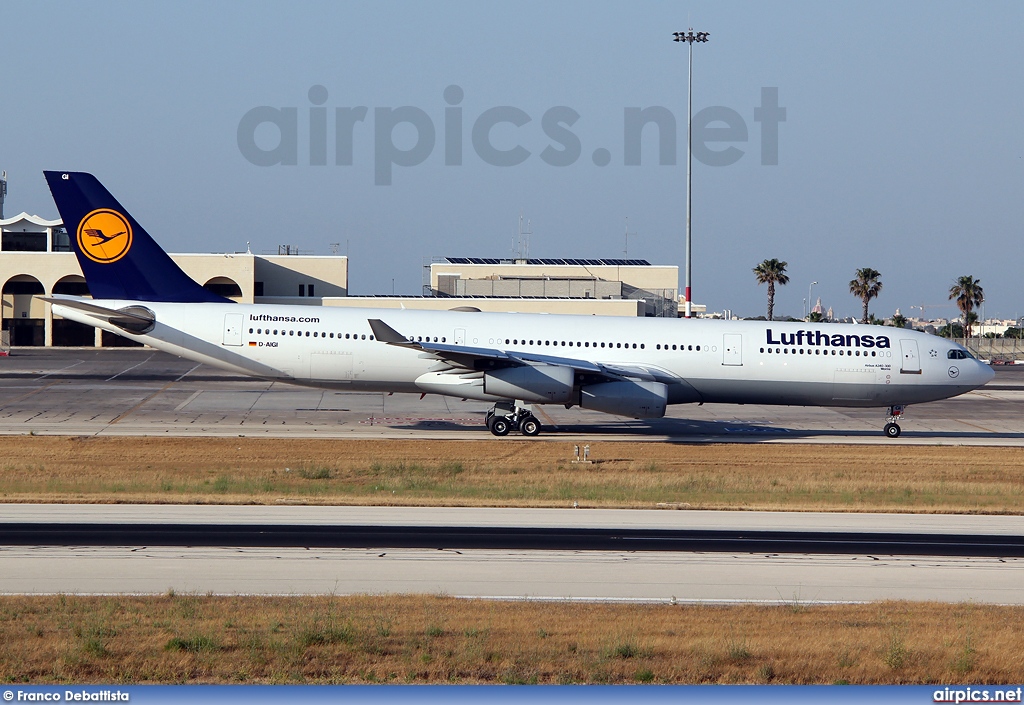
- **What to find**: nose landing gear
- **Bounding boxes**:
[485,400,542,437]
[883,405,906,438]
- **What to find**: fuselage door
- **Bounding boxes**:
[455,328,466,346]
[899,339,921,374]
[723,333,742,366]
[223,313,243,346]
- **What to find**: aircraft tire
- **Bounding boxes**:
[884,422,901,439]
[520,416,541,437]
[490,417,512,436]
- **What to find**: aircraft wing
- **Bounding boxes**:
[368,318,678,383]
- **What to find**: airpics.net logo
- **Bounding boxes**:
[237,85,786,185]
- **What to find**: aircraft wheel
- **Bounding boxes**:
[490,417,512,437]
[884,422,901,439]
[520,416,541,437]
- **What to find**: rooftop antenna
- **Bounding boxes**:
[623,217,637,258]
[329,242,340,255]
[0,170,7,220]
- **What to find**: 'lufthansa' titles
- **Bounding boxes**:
[766,328,891,349]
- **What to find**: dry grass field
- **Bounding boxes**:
[0,595,1021,685]
[1,436,1023,512]
[3,436,1023,685]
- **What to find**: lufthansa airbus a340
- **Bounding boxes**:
[41,171,993,438]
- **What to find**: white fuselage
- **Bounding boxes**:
[52,300,994,413]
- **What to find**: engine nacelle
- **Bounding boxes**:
[579,380,667,419]
[484,364,574,404]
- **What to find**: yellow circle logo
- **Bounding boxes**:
[77,209,133,264]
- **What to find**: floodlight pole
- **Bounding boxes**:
[673,29,709,318]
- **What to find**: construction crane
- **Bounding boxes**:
[910,304,954,321]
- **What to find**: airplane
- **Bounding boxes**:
[41,171,994,439]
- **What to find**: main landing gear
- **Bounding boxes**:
[485,400,542,437]
[883,405,906,438]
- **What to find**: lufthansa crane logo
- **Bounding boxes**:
[77,209,133,264]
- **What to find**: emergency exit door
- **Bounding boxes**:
[899,339,921,374]
[722,334,742,366]
[223,313,243,346]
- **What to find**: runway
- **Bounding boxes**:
[1,348,1022,444]
[3,506,1023,603]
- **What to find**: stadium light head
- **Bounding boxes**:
[673,30,710,44]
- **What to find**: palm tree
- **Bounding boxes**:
[849,268,882,324]
[949,276,984,339]
[890,313,908,329]
[753,259,789,321]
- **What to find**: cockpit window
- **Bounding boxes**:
[947,349,973,360]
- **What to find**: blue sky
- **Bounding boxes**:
[1,1,1021,319]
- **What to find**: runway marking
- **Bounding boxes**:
[956,419,1000,434]
[105,354,155,381]
[174,363,201,382]
[534,406,558,428]
[0,381,60,410]
[35,360,84,381]
[173,390,203,412]
[111,375,184,424]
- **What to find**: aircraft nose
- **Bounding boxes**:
[978,361,996,386]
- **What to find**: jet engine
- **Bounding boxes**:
[579,380,668,418]
[483,364,575,404]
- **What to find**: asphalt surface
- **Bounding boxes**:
[2,507,1023,602]
[1,348,1022,444]
[3,523,1022,557]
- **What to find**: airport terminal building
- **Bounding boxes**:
[0,211,348,347]
[1,206,696,347]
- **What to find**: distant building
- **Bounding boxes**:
[428,257,687,317]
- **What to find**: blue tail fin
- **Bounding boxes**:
[43,171,230,303]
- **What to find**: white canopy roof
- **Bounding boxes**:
[0,212,62,229]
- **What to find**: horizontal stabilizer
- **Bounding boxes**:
[40,296,155,334]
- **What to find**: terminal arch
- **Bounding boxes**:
[204,277,242,300]
[51,275,95,346]
[52,275,91,297]
[2,275,45,346]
